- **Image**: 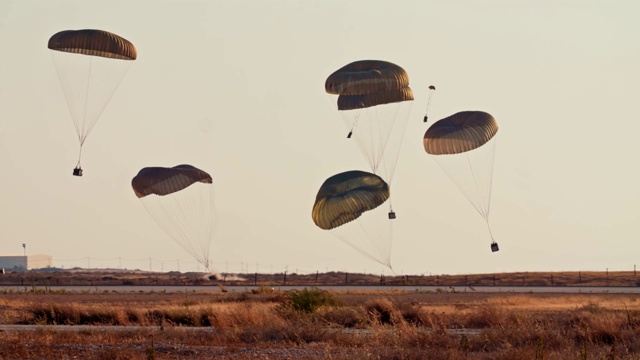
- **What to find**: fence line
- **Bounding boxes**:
[11,257,638,282]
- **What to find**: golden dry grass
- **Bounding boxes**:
[0,288,639,359]
[1,269,639,358]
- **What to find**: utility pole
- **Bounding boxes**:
[21,243,27,271]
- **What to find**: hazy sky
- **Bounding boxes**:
[1,0,639,275]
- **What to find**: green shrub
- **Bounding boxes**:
[283,288,337,314]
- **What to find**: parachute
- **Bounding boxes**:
[423,111,499,251]
[423,85,436,123]
[325,60,414,189]
[312,170,390,230]
[132,165,217,272]
[312,170,394,269]
[48,29,137,176]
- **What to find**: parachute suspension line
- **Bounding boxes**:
[432,155,484,220]
[485,140,497,221]
[342,239,392,271]
[374,107,392,181]
[334,227,392,271]
[387,217,394,273]
[181,189,214,271]
[83,61,134,139]
[141,190,213,273]
[76,58,134,147]
[142,198,191,257]
[346,215,393,270]
[486,219,495,242]
[465,154,487,220]
[79,57,93,145]
[347,112,359,139]
[76,145,83,168]
[423,86,435,122]
[367,110,380,174]
[355,218,386,262]
[383,103,409,186]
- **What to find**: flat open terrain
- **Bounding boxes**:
[1,268,639,287]
[0,270,639,359]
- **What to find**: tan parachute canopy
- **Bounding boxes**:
[48,29,137,60]
[131,165,212,198]
[423,111,499,155]
[325,60,410,95]
[337,87,414,111]
[312,170,390,230]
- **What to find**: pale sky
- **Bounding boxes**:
[1,0,639,275]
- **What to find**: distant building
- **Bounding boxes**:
[0,254,53,271]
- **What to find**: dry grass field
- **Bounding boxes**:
[0,270,639,359]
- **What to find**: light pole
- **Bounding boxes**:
[22,243,26,257]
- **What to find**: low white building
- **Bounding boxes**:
[0,254,53,271]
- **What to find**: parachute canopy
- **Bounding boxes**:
[423,111,499,155]
[423,111,499,249]
[325,60,410,95]
[312,170,389,230]
[48,29,137,60]
[325,60,414,185]
[49,29,137,173]
[337,87,414,111]
[132,165,213,198]
[132,164,216,273]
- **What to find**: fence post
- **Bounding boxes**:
[283,271,287,285]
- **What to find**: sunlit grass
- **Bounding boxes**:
[0,289,639,358]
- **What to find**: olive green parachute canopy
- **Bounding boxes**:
[423,111,499,155]
[48,29,137,60]
[325,60,410,95]
[132,165,212,198]
[337,87,414,111]
[312,170,390,230]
